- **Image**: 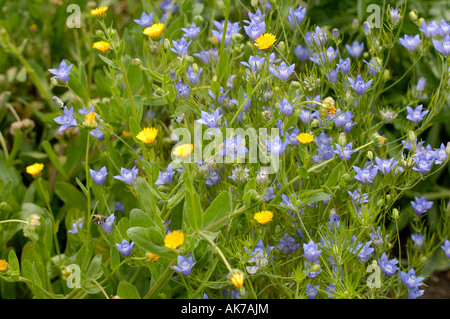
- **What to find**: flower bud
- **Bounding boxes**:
[193,15,204,25]
[169,69,177,82]
[332,28,339,39]
[277,41,286,55]
[408,130,416,144]
[392,208,399,220]
[408,10,418,23]
[251,0,259,7]
[310,119,319,128]
[446,142,450,157]
[290,81,301,89]
[231,33,243,43]
[228,269,245,288]
[377,198,384,207]
[363,21,371,35]
[163,38,171,50]
[132,58,142,67]
[338,132,346,146]
[367,151,374,161]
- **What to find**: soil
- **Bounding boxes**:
[421,270,450,299]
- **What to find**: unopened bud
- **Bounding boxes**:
[332,28,339,39]
[193,15,204,25]
[228,269,245,288]
[132,58,142,67]
[163,38,171,50]
[367,151,374,160]
[392,208,399,220]
[377,198,384,207]
[408,130,416,144]
[310,119,319,128]
[363,21,371,35]
[277,41,286,55]
[409,10,418,23]
[290,81,301,89]
[338,132,346,146]
[446,142,450,157]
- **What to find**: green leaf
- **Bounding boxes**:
[117,281,141,299]
[97,54,119,70]
[129,117,141,144]
[130,208,153,228]
[41,140,69,179]
[8,250,20,281]
[325,162,343,188]
[127,226,175,259]
[202,191,231,231]
[54,181,86,212]
[137,177,157,215]
[297,167,308,179]
[183,170,202,230]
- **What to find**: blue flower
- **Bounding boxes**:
[334,142,357,161]
[114,166,138,185]
[68,219,82,235]
[276,98,293,117]
[155,164,175,185]
[400,268,425,290]
[49,60,73,83]
[374,157,397,174]
[408,287,425,299]
[175,80,191,99]
[287,6,306,28]
[377,253,398,277]
[266,135,288,157]
[419,20,439,38]
[353,164,378,184]
[399,34,421,51]
[264,187,275,202]
[345,40,364,58]
[439,19,450,37]
[311,26,327,46]
[277,233,300,254]
[433,143,448,164]
[326,284,335,299]
[412,153,434,174]
[410,196,433,216]
[171,38,191,57]
[441,239,450,258]
[212,20,241,46]
[326,67,339,84]
[269,62,295,81]
[304,260,321,278]
[220,135,248,160]
[134,12,153,28]
[348,189,369,206]
[337,57,351,75]
[173,253,196,276]
[310,46,338,66]
[350,241,374,263]
[241,55,265,73]
[102,214,115,233]
[244,20,265,41]
[244,8,265,24]
[348,74,373,95]
[305,283,319,299]
[363,57,382,76]
[89,166,108,186]
[186,66,202,85]
[390,7,400,24]
[416,77,427,92]
[411,233,425,249]
[181,22,201,39]
[193,49,218,64]
[286,127,300,146]
[406,104,429,124]
[197,109,222,128]
[116,239,134,257]
[294,44,310,61]
[303,240,322,262]
[312,143,335,163]
[244,239,274,274]
[54,107,77,132]
[208,86,230,105]
[433,34,450,55]
[205,168,221,186]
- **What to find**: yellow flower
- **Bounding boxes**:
[0,259,8,272]
[83,112,97,128]
[164,230,184,249]
[380,136,387,144]
[297,133,314,144]
[136,127,158,145]
[93,41,110,52]
[172,143,194,157]
[145,252,160,263]
[91,6,108,17]
[328,104,337,116]
[143,23,164,40]
[254,210,273,224]
[122,130,131,138]
[254,33,276,50]
[228,269,245,288]
[26,163,44,176]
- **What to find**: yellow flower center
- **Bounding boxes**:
[93,41,110,52]
[297,133,314,144]
[254,33,277,50]
[380,136,387,144]
[26,163,44,176]
[85,112,95,123]
[172,143,194,157]
[164,230,184,249]
[0,259,8,272]
[254,210,273,224]
[91,6,108,17]
[328,105,337,116]
[136,127,158,145]
[143,23,164,39]
[122,130,132,138]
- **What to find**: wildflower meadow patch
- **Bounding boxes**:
[1,0,450,303]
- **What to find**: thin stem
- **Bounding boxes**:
[198,230,232,272]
